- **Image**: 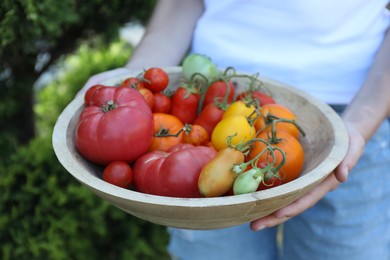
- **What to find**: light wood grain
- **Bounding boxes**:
[52,67,349,230]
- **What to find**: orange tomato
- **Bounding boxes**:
[255,103,300,139]
[247,130,304,184]
[182,124,210,146]
[149,113,184,152]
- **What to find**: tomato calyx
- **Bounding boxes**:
[155,127,180,138]
[101,100,118,113]
[180,82,201,98]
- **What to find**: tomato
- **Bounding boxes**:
[84,84,105,105]
[143,67,169,93]
[255,103,300,139]
[75,86,154,165]
[133,144,217,198]
[102,161,133,188]
[257,169,283,190]
[247,130,304,184]
[120,77,145,89]
[211,115,256,151]
[193,102,225,136]
[203,80,235,108]
[222,100,257,120]
[182,53,220,82]
[153,92,171,113]
[149,113,184,152]
[182,124,209,146]
[236,90,275,106]
[170,85,200,124]
[138,88,155,110]
[198,147,245,197]
[233,168,263,195]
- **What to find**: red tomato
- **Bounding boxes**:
[76,86,154,165]
[143,67,169,93]
[84,84,105,105]
[193,102,225,136]
[102,161,133,188]
[153,92,171,113]
[138,88,155,110]
[120,77,145,89]
[133,144,217,198]
[256,162,283,190]
[236,90,276,106]
[170,85,200,124]
[203,80,235,108]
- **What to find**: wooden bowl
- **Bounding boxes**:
[52,67,349,230]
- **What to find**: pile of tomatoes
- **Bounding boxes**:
[75,55,306,198]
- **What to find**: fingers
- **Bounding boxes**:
[334,122,365,183]
[250,174,339,231]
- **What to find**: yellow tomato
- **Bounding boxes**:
[211,115,256,151]
[222,101,257,120]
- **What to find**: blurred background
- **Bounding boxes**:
[0,1,172,259]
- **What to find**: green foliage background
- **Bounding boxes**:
[1,39,170,260]
[0,0,156,157]
[1,1,171,259]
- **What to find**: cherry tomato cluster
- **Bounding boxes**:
[76,62,306,198]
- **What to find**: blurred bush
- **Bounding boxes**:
[0,0,156,159]
[0,37,170,260]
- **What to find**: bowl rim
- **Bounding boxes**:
[52,66,349,208]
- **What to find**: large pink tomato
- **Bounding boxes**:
[75,86,154,165]
[133,144,217,198]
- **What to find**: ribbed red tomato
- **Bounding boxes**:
[75,86,154,165]
[133,144,216,198]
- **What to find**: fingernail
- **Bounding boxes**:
[254,225,265,231]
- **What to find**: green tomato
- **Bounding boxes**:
[182,54,220,82]
[233,168,263,195]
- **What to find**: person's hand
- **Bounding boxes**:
[250,121,365,231]
[77,67,133,97]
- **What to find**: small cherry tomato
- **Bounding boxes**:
[193,102,225,136]
[170,85,200,124]
[102,161,133,188]
[149,113,184,152]
[143,67,169,93]
[182,124,210,146]
[153,92,171,113]
[138,88,155,110]
[203,80,235,108]
[120,77,145,89]
[84,84,105,105]
[236,90,275,106]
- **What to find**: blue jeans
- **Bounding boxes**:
[168,119,390,260]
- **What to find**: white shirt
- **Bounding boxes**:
[191,0,390,104]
